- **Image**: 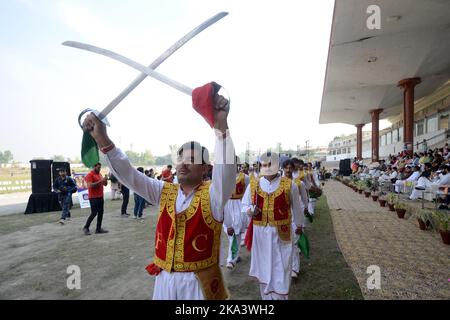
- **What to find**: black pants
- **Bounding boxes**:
[121,187,130,214]
[84,198,104,231]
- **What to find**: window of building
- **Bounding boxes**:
[427,116,438,133]
[392,129,399,143]
[439,114,449,130]
[399,127,403,141]
[337,149,341,155]
[348,147,351,153]
[386,132,392,145]
[416,120,424,136]
[380,135,386,146]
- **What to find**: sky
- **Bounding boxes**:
[0,0,390,163]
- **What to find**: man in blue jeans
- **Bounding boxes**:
[133,167,146,220]
[53,169,76,225]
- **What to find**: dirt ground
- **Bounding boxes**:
[0,194,362,300]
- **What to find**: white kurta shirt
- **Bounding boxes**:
[433,173,450,186]
[104,131,236,300]
[241,175,303,295]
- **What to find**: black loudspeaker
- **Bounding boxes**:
[30,160,53,194]
[339,159,352,176]
[52,162,71,184]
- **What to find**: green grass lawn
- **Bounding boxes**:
[0,192,364,299]
[289,195,364,300]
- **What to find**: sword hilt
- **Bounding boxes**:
[78,108,110,129]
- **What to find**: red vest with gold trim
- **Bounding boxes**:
[230,172,246,200]
[153,182,222,272]
[250,176,292,227]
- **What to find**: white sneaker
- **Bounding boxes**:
[291,271,298,278]
[226,262,235,270]
[133,216,137,219]
[58,219,65,225]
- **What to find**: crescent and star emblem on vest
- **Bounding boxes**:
[192,234,208,252]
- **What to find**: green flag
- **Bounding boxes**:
[231,234,239,260]
[296,233,310,259]
[81,132,99,168]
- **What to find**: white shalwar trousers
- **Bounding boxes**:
[291,222,301,275]
[250,225,292,300]
[308,198,317,215]
[226,233,242,265]
[153,270,205,300]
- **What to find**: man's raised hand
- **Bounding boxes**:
[82,113,113,148]
[213,94,229,132]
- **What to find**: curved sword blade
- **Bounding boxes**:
[63,41,193,95]
[63,11,228,120]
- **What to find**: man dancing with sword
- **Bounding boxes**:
[82,88,236,299]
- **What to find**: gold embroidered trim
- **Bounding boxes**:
[155,182,222,272]
[230,172,245,199]
[252,177,292,227]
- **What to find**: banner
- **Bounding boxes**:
[73,173,90,209]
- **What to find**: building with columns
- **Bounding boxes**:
[320,0,450,163]
[326,131,371,162]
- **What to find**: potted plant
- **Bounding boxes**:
[356,181,364,194]
[394,201,408,219]
[386,193,397,211]
[378,193,387,207]
[371,190,379,202]
[363,179,372,197]
[432,211,450,245]
[414,209,434,231]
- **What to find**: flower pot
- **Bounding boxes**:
[379,199,387,207]
[358,190,363,194]
[439,230,450,245]
[372,195,378,201]
[354,188,358,192]
[388,203,395,211]
[364,192,370,198]
[396,208,406,219]
[417,219,427,230]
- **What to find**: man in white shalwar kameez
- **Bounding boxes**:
[223,162,250,269]
[242,152,304,300]
[82,92,236,300]
[240,163,260,246]
[282,159,308,278]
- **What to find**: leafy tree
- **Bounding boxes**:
[0,150,13,164]
[125,150,140,165]
[52,155,66,162]
[155,154,172,166]
[141,150,155,166]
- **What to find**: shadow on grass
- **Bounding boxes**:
[290,195,364,300]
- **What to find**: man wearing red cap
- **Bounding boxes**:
[82,89,236,300]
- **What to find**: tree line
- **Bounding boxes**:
[0,150,13,164]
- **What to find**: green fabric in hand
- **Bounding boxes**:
[81,132,99,168]
[296,233,310,259]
